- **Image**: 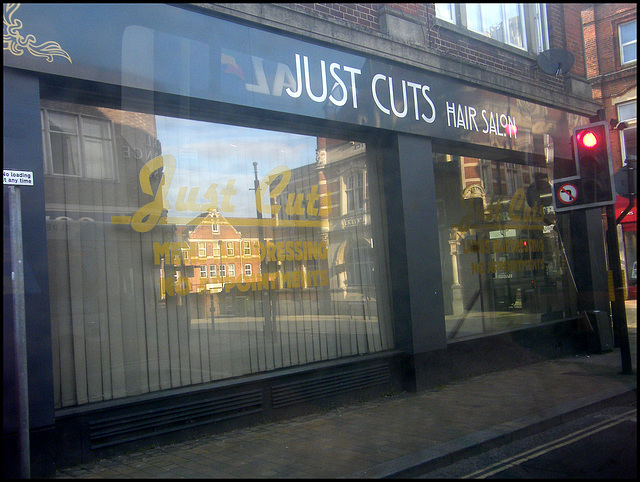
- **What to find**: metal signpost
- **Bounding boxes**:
[550,120,633,374]
[4,169,34,478]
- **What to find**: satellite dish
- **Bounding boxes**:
[537,49,575,76]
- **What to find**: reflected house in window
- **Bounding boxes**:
[175,209,265,317]
[274,137,376,318]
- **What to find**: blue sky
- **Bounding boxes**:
[155,115,317,218]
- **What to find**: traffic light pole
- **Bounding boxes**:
[605,203,633,374]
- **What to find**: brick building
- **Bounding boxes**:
[581,3,637,298]
[5,3,614,476]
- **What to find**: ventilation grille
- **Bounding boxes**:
[89,390,263,449]
[271,365,390,409]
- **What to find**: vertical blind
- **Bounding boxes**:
[43,100,394,408]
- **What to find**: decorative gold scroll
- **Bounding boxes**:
[3,3,71,63]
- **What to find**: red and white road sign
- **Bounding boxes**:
[557,183,578,205]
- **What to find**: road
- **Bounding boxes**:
[416,402,637,479]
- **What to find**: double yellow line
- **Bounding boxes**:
[462,408,637,478]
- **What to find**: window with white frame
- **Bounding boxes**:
[219,265,226,277]
[244,264,252,276]
[228,264,235,277]
[435,4,550,53]
[213,241,221,257]
[212,222,219,233]
[243,241,251,256]
[619,20,637,65]
[41,109,116,179]
[466,3,526,50]
[226,241,234,257]
[618,101,637,163]
[198,242,207,258]
[533,3,549,53]
[435,3,456,24]
[199,266,207,277]
[209,264,216,277]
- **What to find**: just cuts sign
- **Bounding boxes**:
[4,3,584,155]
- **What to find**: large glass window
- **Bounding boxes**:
[43,99,394,408]
[434,152,572,340]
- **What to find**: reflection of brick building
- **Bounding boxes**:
[175,210,264,315]
[581,4,637,298]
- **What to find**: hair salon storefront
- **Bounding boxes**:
[4,3,603,476]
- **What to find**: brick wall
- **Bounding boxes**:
[581,3,637,170]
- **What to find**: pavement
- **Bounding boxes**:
[54,301,637,479]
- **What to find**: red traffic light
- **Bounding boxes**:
[577,130,598,148]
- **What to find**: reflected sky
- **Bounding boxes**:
[155,116,318,218]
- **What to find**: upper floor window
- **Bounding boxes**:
[41,109,116,179]
[435,3,456,24]
[618,101,637,163]
[226,241,235,257]
[435,4,549,53]
[466,3,526,50]
[619,20,637,65]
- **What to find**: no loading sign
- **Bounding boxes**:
[557,183,578,205]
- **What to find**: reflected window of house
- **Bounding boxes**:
[228,264,235,277]
[346,171,364,212]
[244,264,252,276]
[209,264,217,277]
[41,108,116,179]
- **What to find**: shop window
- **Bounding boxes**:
[434,153,573,341]
[41,108,116,179]
[43,99,393,408]
[619,20,637,65]
[436,4,550,53]
[618,101,637,163]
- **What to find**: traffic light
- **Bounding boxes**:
[552,120,616,211]
[574,121,615,204]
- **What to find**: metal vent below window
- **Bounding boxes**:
[271,365,390,409]
[89,390,263,449]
